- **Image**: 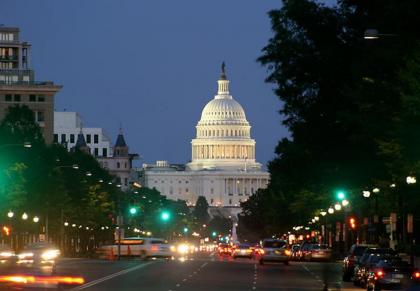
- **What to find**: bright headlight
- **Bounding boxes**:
[41,249,60,260]
[177,244,189,254]
[0,251,14,258]
[18,252,34,259]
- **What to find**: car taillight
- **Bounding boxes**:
[413,271,420,279]
[259,249,265,255]
[375,270,385,280]
[285,249,291,256]
[151,245,159,252]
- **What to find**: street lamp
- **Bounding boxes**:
[334,203,342,211]
[342,199,349,207]
[406,176,416,185]
[33,216,39,223]
[328,207,335,214]
[314,216,320,221]
[7,211,14,218]
[372,188,380,193]
[363,190,371,198]
[320,211,327,216]
[22,213,28,220]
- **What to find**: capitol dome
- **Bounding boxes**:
[187,64,261,171]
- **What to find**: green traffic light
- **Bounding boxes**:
[212,231,217,237]
[129,207,137,215]
[336,190,346,200]
[161,211,170,221]
[183,227,188,233]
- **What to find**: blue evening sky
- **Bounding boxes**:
[1,1,334,167]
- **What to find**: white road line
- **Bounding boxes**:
[176,283,181,287]
[71,262,153,290]
[200,262,208,268]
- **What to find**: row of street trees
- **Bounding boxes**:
[239,0,420,250]
[0,105,232,254]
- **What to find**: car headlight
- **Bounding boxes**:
[0,251,14,258]
[177,244,189,254]
[18,252,34,259]
[41,249,60,260]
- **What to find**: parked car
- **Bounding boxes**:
[259,239,291,265]
[0,244,16,266]
[366,258,420,291]
[304,244,332,261]
[342,244,378,281]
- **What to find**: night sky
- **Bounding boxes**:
[1,1,334,168]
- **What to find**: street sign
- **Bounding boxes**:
[407,214,413,234]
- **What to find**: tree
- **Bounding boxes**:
[192,196,210,225]
[250,0,420,231]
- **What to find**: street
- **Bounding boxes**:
[52,254,358,291]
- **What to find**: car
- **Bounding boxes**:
[218,243,233,256]
[259,239,291,265]
[0,245,16,266]
[96,237,173,259]
[353,251,397,287]
[366,257,420,291]
[298,242,313,261]
[17,242,60,267]
[305,244,332,261]
[343,244,378,281]
[232,244,253,259]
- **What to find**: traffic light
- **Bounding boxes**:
[336,190,346,201]
[211,231,217,237]
[349,217,356,229]
[160,211,170,221]
[129,207,137,215]
[2,226,10,236]
[183,227,189,233]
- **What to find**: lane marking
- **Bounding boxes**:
[176,283,181,287]
[200,262,208,268]
[71,262,153,290]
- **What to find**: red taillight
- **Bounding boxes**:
[413,271,420,279]
[151,245,159,252]
[375,270,385,279]
[260,249,265,255]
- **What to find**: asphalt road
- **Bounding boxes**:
[53,254,362,291]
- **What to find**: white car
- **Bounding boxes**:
[259,239,291,265]
[97,237,173,260]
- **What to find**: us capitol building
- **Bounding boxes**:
[141,64,269,214]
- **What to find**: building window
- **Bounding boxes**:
[210,198,214,204]
[94,134,99,144]
[124,178,128,186]
[125,162,127,168]
[186,181,189,184]
[61,134,66,143]
[38,96,45,102]
[94,148,99,156]
[229,199,232,205]
[14,95,21,102]
[53,134,58,143]
[185,188,189,193]
[210,188,214,194]
[86,134,91,143]
[102,148,107,157]
[70,134,75,143]
[117,162,120,169]
[29,95,36,102]
[5,95,11,102]
[36,111,45,122]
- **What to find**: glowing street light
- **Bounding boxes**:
[320,211,327,216]
[33,216,39,223]
[314,216,320,221]
[7,211,14,218]
[334,203,342,211]
[363,190,371,198]
[22,213,28,220]
[328,207,335,214]
[372,188,380,193]
[406,176,417,185]
[341,199,349,207]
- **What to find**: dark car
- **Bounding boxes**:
[343,244,378,281]
[298,242,313,261]
[290,244,301,261]
[305,244,332,261]
[366,258,420,291]
[353,251,397,287]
